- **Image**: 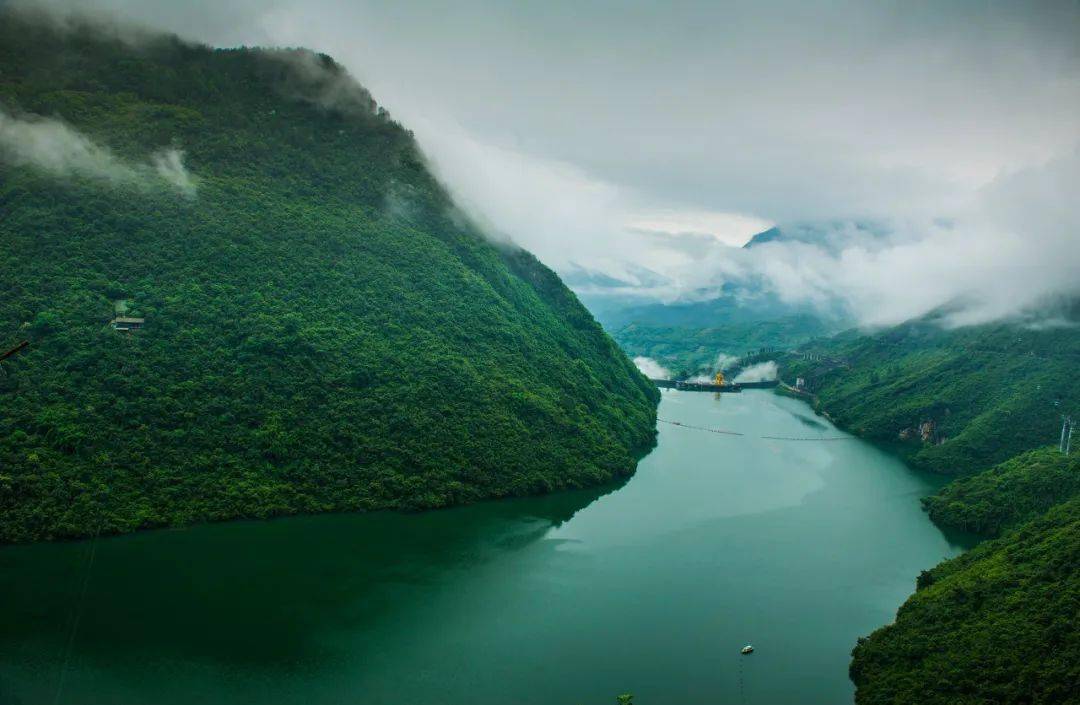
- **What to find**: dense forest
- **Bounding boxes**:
[779,317,1080,703]
[850,494,1080,705]
[0,11,658,543]
[781,317,1080,475]
[923,447,1080,537]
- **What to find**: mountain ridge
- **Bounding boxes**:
[0,12,658,543]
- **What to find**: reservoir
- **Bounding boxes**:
[0,391,969,705]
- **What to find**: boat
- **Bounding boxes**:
[741,645,754,655]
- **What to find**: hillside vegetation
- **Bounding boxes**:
[784,316,1080,703]
[922,447,1080,537]
[850,495,1080,705]
[0,13,657,543]
[613,313,831,379]
[782,317,1080,475]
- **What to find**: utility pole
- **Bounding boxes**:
[1062,415,1074,455]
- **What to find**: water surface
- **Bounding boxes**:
[0,391,968,705]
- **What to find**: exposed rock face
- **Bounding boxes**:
[898,419,943,444]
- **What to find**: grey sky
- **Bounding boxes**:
[21,0,1080,325]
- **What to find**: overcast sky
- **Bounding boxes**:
[22,0,1080,325]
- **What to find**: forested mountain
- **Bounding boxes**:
[782,317,1080,475]
[780,318,1080,703]
[851,448,1080,704]
[923,447,1080,537]
[850,493,1080,705]
[0,11,658,543]
[613,312,832,379]
[595,285,840,379]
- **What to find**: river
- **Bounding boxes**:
[0,390,970,705]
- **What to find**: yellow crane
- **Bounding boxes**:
[714,371,725,386]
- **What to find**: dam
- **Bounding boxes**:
[650,378,779,393]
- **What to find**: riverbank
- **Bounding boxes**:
[0,390,962,705]
[776,368,1080,704]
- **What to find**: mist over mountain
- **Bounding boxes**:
[27,0,1079,330]
[0,10,657,542]
[2,3,1079,705]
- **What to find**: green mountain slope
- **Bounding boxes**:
[850,494,1080,705]
[0,13,658,543]
[922,447,1080,537]
[781,318,1080,475]
[782,317,1080,702]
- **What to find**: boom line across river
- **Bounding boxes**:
[658,418,855,442]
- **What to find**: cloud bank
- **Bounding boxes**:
[658,148,1080,326]
[0,108,130,181]
[633,357,671,381]
[20,0,1080,326]
[0,108,197,196]
[733,362,779,384]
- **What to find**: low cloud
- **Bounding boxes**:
[0,108,197,196]
[152,148,197,197]
[733,361,778,383]
[633,356,671,380]
[663,148,1080,327]
[17,0,1080,328]
[7,0,167,46]
[0,108,130,181]
[266,48,379,118]
[685,352,741,383]
[714,353,740,371]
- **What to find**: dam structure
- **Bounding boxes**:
[650,378,779,393]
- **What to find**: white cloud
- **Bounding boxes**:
[669,149,1080,327]
[733,361,778,383]
[0,108,198,196]
[20,0,1080,326]
[0,108,131,181]
[633,356,671,380]
[715,353,740,371]
[152,148,197,197]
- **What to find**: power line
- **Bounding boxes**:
[657,419,744,436]
[658,419,853,442]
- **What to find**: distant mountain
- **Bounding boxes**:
[560,262,671,292]
[597,286,828,330]
[743,222,890,252]
[741,226,783,248]
[577,272,846,378]
[0,13,658,543]
[613,313,834,379]
[572,222,884,373]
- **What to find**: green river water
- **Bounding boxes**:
[0,391,970,705]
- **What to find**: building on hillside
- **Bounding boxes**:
[110,317,145,332]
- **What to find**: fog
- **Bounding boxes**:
[0,108,197,196]
[20,0,1080,326]
[633,357,671,381]
[733,362,779,384]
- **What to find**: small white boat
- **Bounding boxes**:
[741,644,754,655]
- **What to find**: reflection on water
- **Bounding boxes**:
[0,483,618,668]
[789,410,829,430]
[0,392,966,705]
